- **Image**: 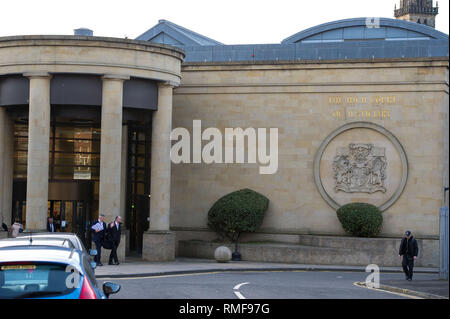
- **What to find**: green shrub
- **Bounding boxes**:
[207,188,269,242]
[336,203,383,237]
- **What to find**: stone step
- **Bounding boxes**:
[177,240,438,267]
[298,234,399,250]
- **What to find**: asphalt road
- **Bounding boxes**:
[98,270,439,299]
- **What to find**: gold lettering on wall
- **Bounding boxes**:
[332,110,391,120]
[329,95,398,106]
[329,95,397,120]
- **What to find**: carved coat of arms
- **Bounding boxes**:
[332,143,387,193]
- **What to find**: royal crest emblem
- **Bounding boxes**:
[332,143,387,193]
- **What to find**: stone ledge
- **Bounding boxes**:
[0,35,185,59]
[178,238,439,267]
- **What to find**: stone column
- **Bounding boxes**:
[96,76,129,263]
[24,72,52,231]
[98,75,129,225]
[142,82,176,261]
[0,107,7,227]
[0,107,14,234]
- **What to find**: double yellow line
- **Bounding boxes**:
[353,282,423,299]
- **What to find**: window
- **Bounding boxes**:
[13,123,101,181]
[0,262,77,298]
[52,125,101,181]
[13,124,28,179]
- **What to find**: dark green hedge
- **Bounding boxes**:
[207,188,269,241]
[336,203,383,237]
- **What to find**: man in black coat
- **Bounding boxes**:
[46,217,58,233]
[107,216,122,265]
[398,230,419,281]
[91,214,107,266]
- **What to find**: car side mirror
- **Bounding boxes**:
[103,282,121,298]
[90,261,97,270]
[89,249,98,256]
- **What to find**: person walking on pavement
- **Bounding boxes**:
[398,230,419,281]
[107,216,122,265]
[91,214,107,266]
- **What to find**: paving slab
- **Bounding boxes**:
[379,277,449,299]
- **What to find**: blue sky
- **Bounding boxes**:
[0,0,448,44]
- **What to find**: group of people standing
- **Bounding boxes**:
[2,214,122,266]
[2,217,57,238]
[91,215,122,266]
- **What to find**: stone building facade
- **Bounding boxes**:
[0,36,184,261]
[0,16,448,266]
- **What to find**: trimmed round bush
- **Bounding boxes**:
[336,203,383,237]
[208,188,269,241]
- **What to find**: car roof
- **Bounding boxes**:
[18,232,79,239]
[0,246,83,273]
[0,237,75,249]
[17,233,84,250]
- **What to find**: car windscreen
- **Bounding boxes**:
[0,262,78,299]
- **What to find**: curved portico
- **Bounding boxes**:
[0,36,184,261]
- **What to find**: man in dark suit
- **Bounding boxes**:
[47,217,58,233]
[91,214,107,266]
[398,230,419,281]
[107,216,122,265]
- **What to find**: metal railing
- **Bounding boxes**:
[395,5,439,17]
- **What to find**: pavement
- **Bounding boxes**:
[94,257,449,299]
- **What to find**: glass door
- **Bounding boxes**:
[48,201,62,230]
[75,201,86,244]
[62,201,74,233]
[46,200,90,247]
[127,126,151,253]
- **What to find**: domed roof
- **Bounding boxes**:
[282,17,448,44]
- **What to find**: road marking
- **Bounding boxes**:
[99,270,400,282]
[353,281,423,299]
[234,291,246,299]
[233,282,250,290]
[233,282,250,299]
[98,270,308,281]
[99,271,226,281]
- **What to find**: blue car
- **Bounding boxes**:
[0,245,120,299]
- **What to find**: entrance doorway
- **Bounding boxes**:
[11,180,94,248]
[11,200,92,247]
[126,125,151,254]
[47,200,91,246]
